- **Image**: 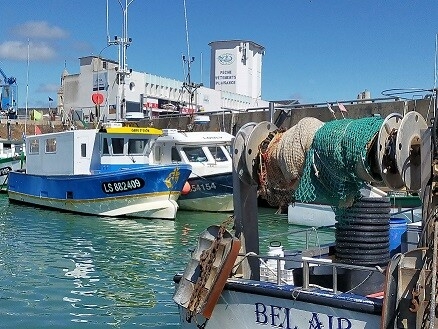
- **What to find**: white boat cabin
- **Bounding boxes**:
[0,139,25,158]
[152,129,233,169]
[25,125,164,176]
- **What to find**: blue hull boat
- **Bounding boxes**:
[8,124,192,219]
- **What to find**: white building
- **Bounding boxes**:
[57,40,268,122]
[209,40,265,100]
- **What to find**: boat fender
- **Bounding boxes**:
[181,181,191,195]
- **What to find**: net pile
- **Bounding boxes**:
[295,116,384,208]
[276,117,323,187]
[260,117,322,207]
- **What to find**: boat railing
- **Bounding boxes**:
[301,256,383,293]
[243,237,384,294]
[250,251,384,294]
[264,225,334,250]
[391,206,422,223]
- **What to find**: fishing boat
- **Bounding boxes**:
[174,103,438,328]
[0,139,25,192]
[8,124,191,219]
[152,129,234,212]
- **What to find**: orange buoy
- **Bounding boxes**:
[181,181,191,195]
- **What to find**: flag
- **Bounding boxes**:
[337,102,348,113]
[48,97,53,102]
[35,125,42,135]
[32,109,43,120]
[326,103,335,114]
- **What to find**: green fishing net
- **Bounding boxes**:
[295,116,383,208]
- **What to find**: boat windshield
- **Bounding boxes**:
[128,138,146,155]
[208,146,228,162]
[112,138,124,155]
[183,147,207,162]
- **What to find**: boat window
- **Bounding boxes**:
[29,139,39,154]
[154,146,161,162]
[112,138,124,155]
[102,138,109,155]
[208,146,228,162]
[171,147,181,162]
[183,147,207,162]
[45,138,57,153]
[81,143,86,157]
[128,138,146,155]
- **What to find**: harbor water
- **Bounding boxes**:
[0,195,334,328]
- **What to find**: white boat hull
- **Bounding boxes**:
[288,203,422,227]
[8,191,180,219]
[287,203,335,227]
[177,279,381,329]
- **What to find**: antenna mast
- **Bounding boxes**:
[107,0,134,121]
[182,0,202,127]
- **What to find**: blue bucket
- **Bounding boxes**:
[389,218,407,256]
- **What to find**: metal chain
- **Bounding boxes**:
[186,217,233,324]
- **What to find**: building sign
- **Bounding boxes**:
[143,97,158,109]
[93,72,108,91]
[215,51,237,91]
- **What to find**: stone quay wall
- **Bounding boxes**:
[0,98,434,140]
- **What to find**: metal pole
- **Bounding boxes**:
[269,101,274,123]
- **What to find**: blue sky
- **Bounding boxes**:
[1,0,437,108]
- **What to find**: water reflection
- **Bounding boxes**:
[0,196,334,328]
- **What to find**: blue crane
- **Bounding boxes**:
[0,67,17,114]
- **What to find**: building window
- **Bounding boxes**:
[81,143,86,157]
[29,139,39,154]
[45,138,57,153]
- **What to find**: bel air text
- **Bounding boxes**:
[255,302,353,329]
[102,178,145,194]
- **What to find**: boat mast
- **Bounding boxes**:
[108,0,134,121]
[182,0,202,129]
